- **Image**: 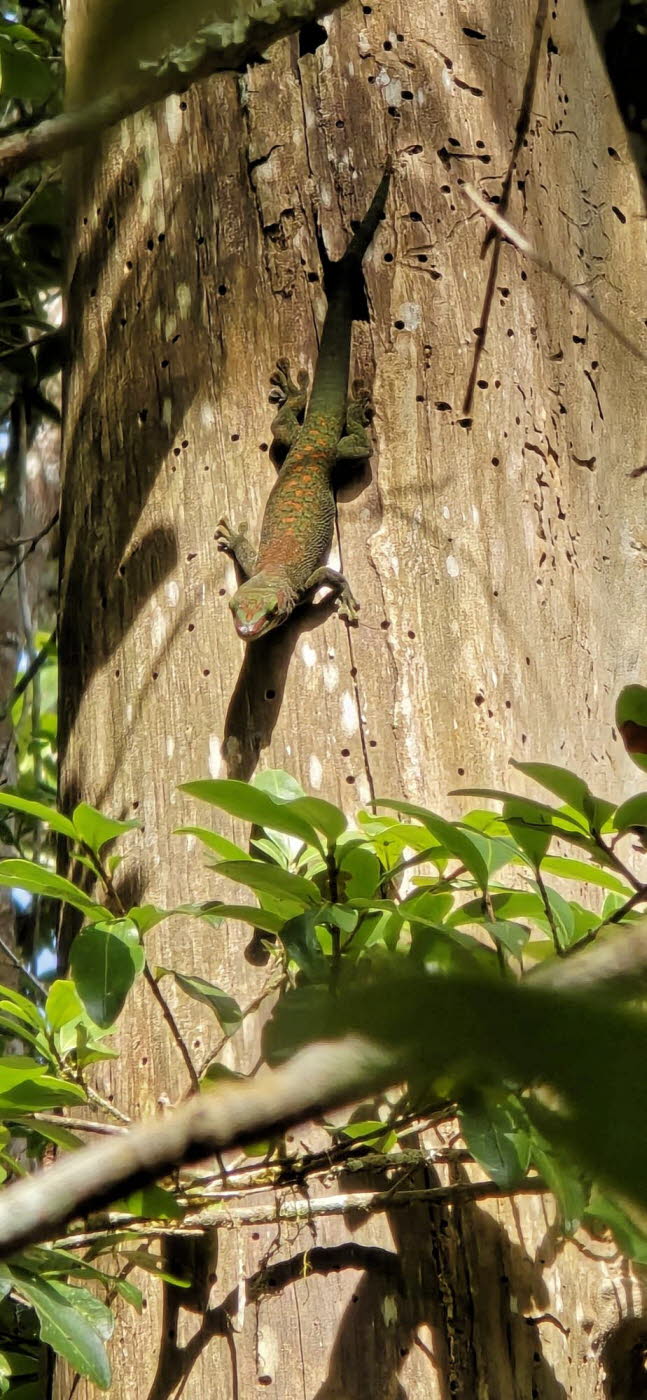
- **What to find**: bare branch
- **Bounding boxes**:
[60,1176,548,1247]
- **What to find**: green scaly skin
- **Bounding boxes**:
[216,159,392,640]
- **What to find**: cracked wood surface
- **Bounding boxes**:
[58,0,646,1395]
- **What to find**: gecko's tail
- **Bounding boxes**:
[323,157,392,320]
[343,156,393,265]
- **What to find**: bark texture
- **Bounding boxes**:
[58,0,647,1395]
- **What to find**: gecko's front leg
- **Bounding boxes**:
[269,358,310,451]
[303,566,360,624]
[215,517,257,578]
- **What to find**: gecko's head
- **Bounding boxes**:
[230,574,296,640]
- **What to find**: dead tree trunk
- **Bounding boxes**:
[57,0,646,1395]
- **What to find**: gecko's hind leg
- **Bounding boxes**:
[336,379,374,463]
[270,357,309,450]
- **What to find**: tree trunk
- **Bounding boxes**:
[58,0,647,1395]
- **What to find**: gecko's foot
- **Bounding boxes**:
[270,358,309,405]
[215,516,248,553]
[349,378,374,427]
[336,585,361,625]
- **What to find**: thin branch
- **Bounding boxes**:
[461,182,647,366]
[197,971,282,1080]
[2,171,53,238]
[1,630,55,721]
[144,966,199,1093]
[0,933,46,998]
[28,1113,127,1136]
[85,1086,131,1126]
[0,511,59,607]
[59,1176,548,1246]
[0,0,348,178]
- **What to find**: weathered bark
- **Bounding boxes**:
[58,0,647,1395]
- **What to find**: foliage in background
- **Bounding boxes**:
[0,1,63,426]
[0,685,642,1386]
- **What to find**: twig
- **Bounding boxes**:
[144,966,199,1093]
[85,1086,131,1125]
[0,932,46,998]
[2,171,53,238]
[27,1113,127,1136]
[461,183,647,366]
[0,511,59,606]
[58,1176,548,1246]
[0,0,348,178]
[1,630,55,720]
[197,972,282,1080]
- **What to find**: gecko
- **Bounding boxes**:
[215,158,392,640]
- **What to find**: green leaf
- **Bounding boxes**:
[585,1188,647,1265]
[253,769,305,801]
[0,986,42,1029]
[335,1119,396,1152]
[410,924,491,975]
[173,974,241,1037]
[72,803,139,856]
[0,40,56,104]
[327,904,358,934]
[7,1270,111,1390]
[180,779,322,852]
[214,860,320,909]
[481,919,530,959]
[181,902,283,934]
[510,761,591,814]
[509,762,615,834]
[373,800,489,888]
[278,913,327,979]
[46,980,83,1031]
[531,881,575,950]
[460,1094,531,1188]
[126,904,168,934]
[338,845,381,900]
[123,1185,183,1220]
[44,1282,114,1341]
[70,923,143,1029]
[201,1063,246,1086]
[0,1076,86,1114]
[0,793,75,839]
[0,861,101,917]
[9,1116,82,1151]
[175,826,252,862]
[529,1133,588,1234]
[616,685,647,773]
[614,793,647,833]
[451,891,548,927]
[539,856,631,896]
[502,798,553,865]
[399,891,455,926]
[285,796,347,843]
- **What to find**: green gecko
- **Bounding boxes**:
[216,159,392,640]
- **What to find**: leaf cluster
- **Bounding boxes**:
[0,687,644,1384]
